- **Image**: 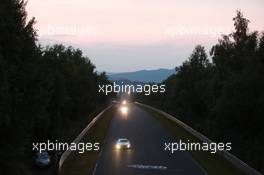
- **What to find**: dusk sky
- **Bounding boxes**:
[27,0,264,72]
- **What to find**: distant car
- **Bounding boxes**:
[34,151,50,167]
[115,138,131,149]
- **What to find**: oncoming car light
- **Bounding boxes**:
[115,138,131,150]
[120,106,128,114]
[122,100,127,105]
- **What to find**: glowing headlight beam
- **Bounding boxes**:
[120,106,128,115]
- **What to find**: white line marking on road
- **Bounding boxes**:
[92,162,98,175]
[127,164,167,170]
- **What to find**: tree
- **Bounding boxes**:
[137,11,264,173]
[0,1,112,174]
[0,0,40,174]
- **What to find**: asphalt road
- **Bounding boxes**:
[93,103,207,175]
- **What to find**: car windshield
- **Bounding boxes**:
[39,152,49,159]
[119,139,128,143]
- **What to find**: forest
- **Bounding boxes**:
[137,10,264,173]
[1,0,264,174]
[0,0,112,174]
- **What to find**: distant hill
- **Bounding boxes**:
[111,79,145,86]
[107,68,175,83]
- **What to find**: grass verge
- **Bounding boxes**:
[139,105,246,175]
[61,105,116,175]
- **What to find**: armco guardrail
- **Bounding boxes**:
[135,102,262,175]
[58,104,113,174]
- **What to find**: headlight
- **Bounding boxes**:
[120,106,128,114]
[116,144,121,149]
[127,144,130,148]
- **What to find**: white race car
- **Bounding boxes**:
[115,138,131,149]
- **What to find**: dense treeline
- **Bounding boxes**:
[137,11,264,173]
[0,0,111,174]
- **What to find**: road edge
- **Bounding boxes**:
[135,102,262,175]
[58,104,113,174]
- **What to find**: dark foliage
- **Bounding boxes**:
[0,1,111,174]
[137,11,264,173]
